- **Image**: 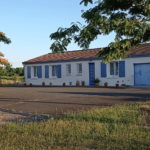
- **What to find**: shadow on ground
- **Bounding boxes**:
[0,107,53,125]
[40,91,150,100]
[0,99,149,106]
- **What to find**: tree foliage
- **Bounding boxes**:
[0,31,11,65]
[0,51,9,65]
[0,64,24,76]
[50,0,150,62]
[0,31,11,44]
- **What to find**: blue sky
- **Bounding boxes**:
[0,0,115,68]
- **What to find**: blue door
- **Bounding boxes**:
[134,63,150,86]
[89,63,95,85]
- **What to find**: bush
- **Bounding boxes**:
[12,74,19,84]
[92,78,100,83]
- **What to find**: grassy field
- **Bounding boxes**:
[0,102,150,150]
[0,76,24,84]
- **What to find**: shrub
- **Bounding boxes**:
[12,74,19,84]
[92,78,100,83]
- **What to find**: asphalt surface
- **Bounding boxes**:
[0,87,149,116]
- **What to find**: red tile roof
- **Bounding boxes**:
[129,43,150,55]
[23,43,150,63]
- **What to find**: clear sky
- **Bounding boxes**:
[0,0,115,68]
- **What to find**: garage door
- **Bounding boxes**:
[134,63,150,86]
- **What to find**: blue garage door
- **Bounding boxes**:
[134,63,150,86]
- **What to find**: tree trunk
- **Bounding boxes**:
[0,75,1,85]
[0,70,2,85]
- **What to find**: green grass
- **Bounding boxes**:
[0,76,24,84]
[0,102,150,150]
[0,76,24,81]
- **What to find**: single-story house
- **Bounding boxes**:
[22,43,150,86]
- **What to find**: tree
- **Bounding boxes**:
[15,67,24,76]
[0,31,11,84]
[0,51,9,66]
[12,74,19,84]
[0,64,24,77]
[0,66,7,76]
[50,0,150,62]
[0,31,11,65]
[5,64,15,76]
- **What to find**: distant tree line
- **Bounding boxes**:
[0,64,24,76]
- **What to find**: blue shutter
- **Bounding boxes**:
[119,61,125,77]
[38,66,42,78]
[57,65,61,78]
[101,62,107,77]
[45,65,49,78]
[27,66,31,78]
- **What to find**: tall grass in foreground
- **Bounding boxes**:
[0,102,150,150]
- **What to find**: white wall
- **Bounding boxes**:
[24,56,150,86]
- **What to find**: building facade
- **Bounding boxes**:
[23,44,150,86]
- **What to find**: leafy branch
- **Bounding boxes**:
[50,0,150,62]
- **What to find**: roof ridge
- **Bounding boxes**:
[48,47,103,54]
[47,43,150,54]
[23,43,150,64]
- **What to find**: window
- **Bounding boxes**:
[110,62,118,75]
[52,66,57,77]
[77,63,82,74]
[66,64,71,75]
[33,66,38,77]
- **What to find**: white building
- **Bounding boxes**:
[22,44,150,86]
